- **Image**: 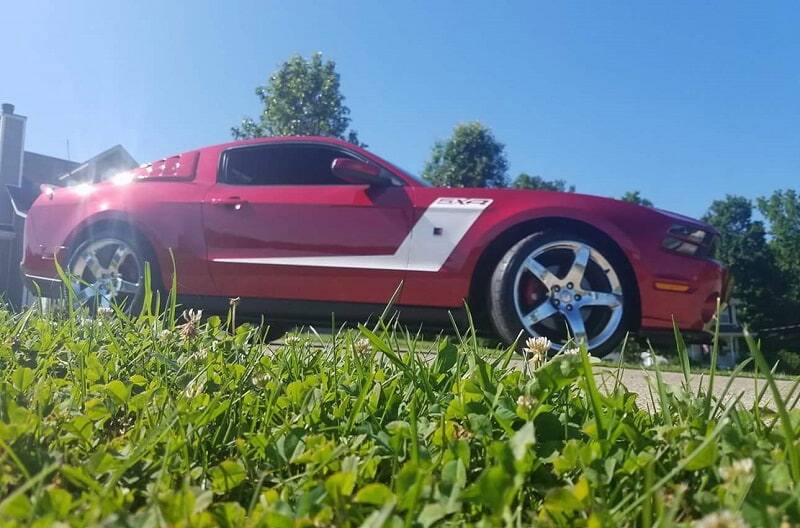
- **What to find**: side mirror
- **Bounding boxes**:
[331,158,391,186]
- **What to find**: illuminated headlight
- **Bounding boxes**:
[663,224,716,257]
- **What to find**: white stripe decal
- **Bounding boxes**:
[213,197,492,272]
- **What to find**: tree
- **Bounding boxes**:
[422,122,508,188]
[702,195,786,330]
[757,189,800,302]
[232,53,362,145]
[512,173,575,192]
[620,191,653,207]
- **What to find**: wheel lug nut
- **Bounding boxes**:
[567,282,574,289]
[566,304,573,311]
[574,294,581,301]
[553,285,561,293]
[553,299,560,306]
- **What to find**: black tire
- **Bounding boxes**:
[488,230,634,357]
[67,224,160,315]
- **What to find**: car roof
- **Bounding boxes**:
[207,135,363,152]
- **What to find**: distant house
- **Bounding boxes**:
[688,299,746,369]
[716,299,746,368]
[0,103,138,308]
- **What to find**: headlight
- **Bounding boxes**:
[667,225,706,244]
[662,224,717,257]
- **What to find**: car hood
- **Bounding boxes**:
[419,186,715,234]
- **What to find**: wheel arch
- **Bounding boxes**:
[65,214,164,287]
[468,216,641,332]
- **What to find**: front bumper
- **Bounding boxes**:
[639,256,730,333]
[639,266,729,346]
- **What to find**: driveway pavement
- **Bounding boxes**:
[497,353,797,410]
[595,366,797,411]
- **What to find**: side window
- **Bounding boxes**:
[222,144,357,185]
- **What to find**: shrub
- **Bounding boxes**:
[777,349,800,374]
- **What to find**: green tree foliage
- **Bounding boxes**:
[512,173,575,192]
[757,189,800,302]
[620,191,653,207]
[423,122,508,188]
[232,53,362,145]
[702,195,786,330]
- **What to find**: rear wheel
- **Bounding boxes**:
[488,231,631,356]
[67,227,153,313]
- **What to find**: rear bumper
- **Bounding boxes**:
[24,274,63,298]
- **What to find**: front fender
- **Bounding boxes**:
[467,207,643,272]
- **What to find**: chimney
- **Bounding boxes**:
[0,103,26,225]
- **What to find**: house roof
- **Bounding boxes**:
[58,145,138,184]
[22,151,80,186]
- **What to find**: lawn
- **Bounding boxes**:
[1,301,798,526]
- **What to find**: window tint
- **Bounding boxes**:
[222,144,357,185]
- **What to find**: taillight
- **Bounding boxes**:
[40,184,55,199]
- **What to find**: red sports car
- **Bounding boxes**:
[21,136,729,355]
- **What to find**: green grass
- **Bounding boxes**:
[1,299,799,526]
[280,329,797,381]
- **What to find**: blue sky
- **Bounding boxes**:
[3,1,798,217]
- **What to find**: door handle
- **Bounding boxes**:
[211,196,248,209]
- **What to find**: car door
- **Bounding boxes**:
[202,142,413,305]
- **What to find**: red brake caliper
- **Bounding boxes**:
[521,275,549,313]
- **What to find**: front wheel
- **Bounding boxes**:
[488,231,632,357]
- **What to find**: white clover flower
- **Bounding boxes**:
[524,336,550,368]
[735,458,754,475]
[179,309,203,340]
[694,510,748,528]
[562,347,580,356]
[284,335,303,346]
[354,338,371,355]
[719,458,754,482]
[251,371,271,389]
[525,336,551,356]
[190,348,209,362]
[183,378,205,399]
[182,308,203,324]
[516,394,537,412]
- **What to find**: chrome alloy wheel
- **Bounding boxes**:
[68,238,143,309]
[512,240,624,351]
